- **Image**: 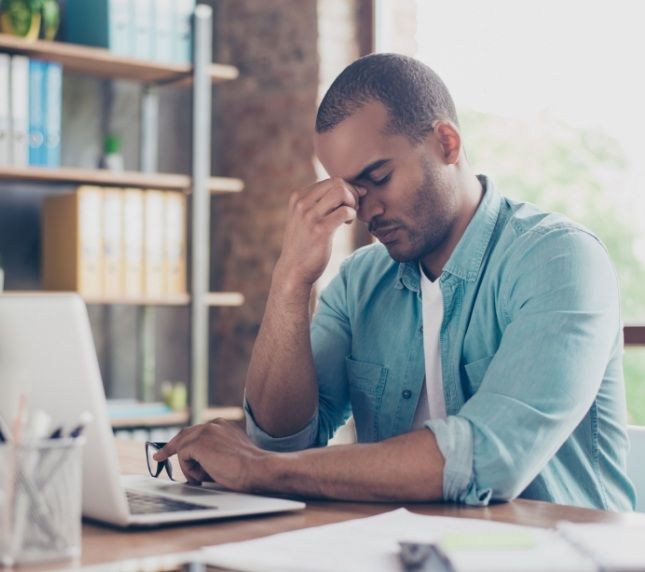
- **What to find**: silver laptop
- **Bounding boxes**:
[0,293,305,527]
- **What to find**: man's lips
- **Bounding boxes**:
[372,226,400,244]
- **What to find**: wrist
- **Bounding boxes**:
[251,451,290,493]
[271,262,315,300]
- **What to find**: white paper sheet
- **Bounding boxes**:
[202,508,596,572]
[557,522,645,571]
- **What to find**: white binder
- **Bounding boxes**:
[131,0,153,60]
[174,0,195,63]
[0,54,10,166]
[102,188,124,297]
[9,55,29,167]
[152,0,175,63]
[122,188,144,297]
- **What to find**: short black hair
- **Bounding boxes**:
[315,53,459,143]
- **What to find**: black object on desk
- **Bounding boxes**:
[399,541,456,572]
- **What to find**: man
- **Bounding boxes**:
[156,54,635,510]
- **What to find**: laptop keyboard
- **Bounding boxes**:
[126,490,215,514]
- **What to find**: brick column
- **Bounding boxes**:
[210,0,320,404]
[210,0,396,405]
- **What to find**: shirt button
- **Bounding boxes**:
[402,390,412,399]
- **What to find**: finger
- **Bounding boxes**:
[154,425,199,461]
[313,185,360,217]
[322,205,357,231]
[294,178,360,211]
[177,451,208,485]
[289,179,338,210]
[320,180,363,209]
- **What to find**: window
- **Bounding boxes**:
[377,0,645,423]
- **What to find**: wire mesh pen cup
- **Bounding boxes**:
[0,438,84,567]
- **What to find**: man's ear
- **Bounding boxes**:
[431,121,461,165]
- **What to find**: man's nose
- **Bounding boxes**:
[357,191,385,224]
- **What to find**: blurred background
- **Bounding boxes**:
[0,0,642,438]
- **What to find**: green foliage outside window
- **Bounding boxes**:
[461,110,645,424]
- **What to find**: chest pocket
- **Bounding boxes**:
[463,354,494,397]
[345,356,388,443]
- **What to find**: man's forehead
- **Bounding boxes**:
[314,101,392,179]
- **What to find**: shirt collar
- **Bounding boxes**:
[395,175,501,291]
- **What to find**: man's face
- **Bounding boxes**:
[314,101,458,263]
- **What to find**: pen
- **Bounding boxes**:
[11,394,27,446]
[35,412,91,492]
[24,410,51,442]
[9,394,27,557]
[0,414,11,442]
[68,411,93,438]
[48,426,63,439]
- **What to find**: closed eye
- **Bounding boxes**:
[370,173,392,187]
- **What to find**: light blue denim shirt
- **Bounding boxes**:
[245,176,636,511]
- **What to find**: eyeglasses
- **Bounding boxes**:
[145,441,177,481]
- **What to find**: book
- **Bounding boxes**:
[174,0,195,64]
[106,399,174,420]
[122,188,144,297]
[9,55,29,167]
[28,60,46,167]
[143,190,166,298]
[43,62,62,168]
[0,54,10,166]
[152,0,175,63]
[131,0,153,61]
[102,188,124,297]
[65,0,131,56]
[557,521,645,571]
[164,192,187,295]
[42,187,104,297]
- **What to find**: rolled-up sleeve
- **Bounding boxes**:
[428,227,620,505]
[244,395,319,451]
[425,416,492,505]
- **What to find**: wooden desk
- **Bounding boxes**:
[28,440,645,570]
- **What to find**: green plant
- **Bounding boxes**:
[1,0,45,10]
[1,0,41,37]
[0,0,59,40]
[41,0,59,40]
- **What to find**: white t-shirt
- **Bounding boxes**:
[411,266,447,429]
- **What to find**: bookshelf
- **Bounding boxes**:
[0,5,240,426]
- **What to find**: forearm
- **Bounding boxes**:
[255,429,445,502]
[245,265,320,437]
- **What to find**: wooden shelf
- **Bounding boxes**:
[84,293,245,307]
[85,292,245,307]
[110,405,243,430]
[0,166,244,193]
[0,33,238,85]
[110,410,189,429]
[204,292,245,307]
[2,291,244,307]
[83,294,191,306]
[207,177,245,194]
